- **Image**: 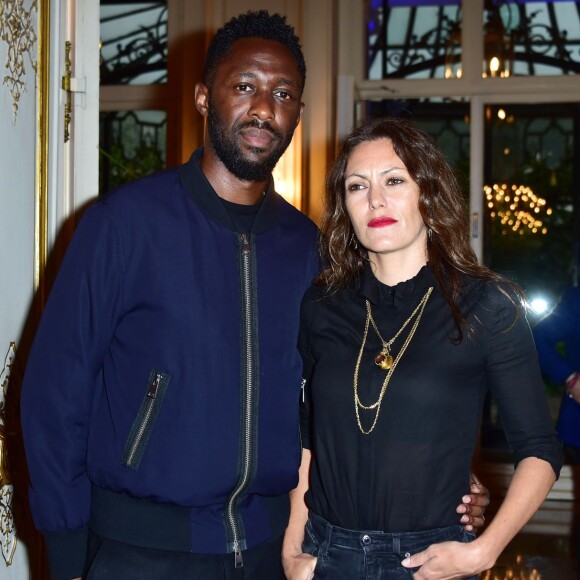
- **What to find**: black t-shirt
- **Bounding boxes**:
[220,196,262,233]
[299,264,562,532]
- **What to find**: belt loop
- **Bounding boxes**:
[393,535,400,554]
[321,518,332,558]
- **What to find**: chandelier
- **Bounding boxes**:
[484,183,552,235]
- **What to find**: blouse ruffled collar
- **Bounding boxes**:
[358,263,435,308]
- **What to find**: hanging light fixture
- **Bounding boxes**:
[482,1,514,78]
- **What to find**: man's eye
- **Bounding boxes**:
[276,90,291,100]
[236,84,252,92]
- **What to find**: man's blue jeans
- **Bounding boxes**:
[302,510,477,579]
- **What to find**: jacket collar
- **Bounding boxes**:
[177,148,284,234]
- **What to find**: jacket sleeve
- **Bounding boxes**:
[533,288,579,385]
[21,200,125,579]
[481,286,563,479]
[298,289,318,451]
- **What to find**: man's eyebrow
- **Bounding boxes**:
[237,72,300,87]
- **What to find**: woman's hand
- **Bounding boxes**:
[282,551,318,580]
[282,450,315,579]
[401,539,491,579]
[456,473,490,532]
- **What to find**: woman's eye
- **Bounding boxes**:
[387,177,404,185]
[346,183,365,192]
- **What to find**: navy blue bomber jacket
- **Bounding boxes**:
[21,149,319,579]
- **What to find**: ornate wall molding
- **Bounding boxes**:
[0,342,16,565]
[0,0,38,122]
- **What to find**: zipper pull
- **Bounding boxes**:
[234,543,244,568]
[147,372,162,399]
[300,378,306,403]
[241,233,251,254]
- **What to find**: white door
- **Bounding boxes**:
[0,0,99,577]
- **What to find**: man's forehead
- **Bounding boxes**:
[220,37,301,75]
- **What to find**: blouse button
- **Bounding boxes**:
[361,534,372,545]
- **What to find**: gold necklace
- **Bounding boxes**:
[369,288,432,370]
[353,287,433,435]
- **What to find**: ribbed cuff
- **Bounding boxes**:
[44,526,88,580]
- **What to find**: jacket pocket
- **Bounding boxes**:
[122,369,171,470]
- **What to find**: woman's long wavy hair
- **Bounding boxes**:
[317,116,521,338]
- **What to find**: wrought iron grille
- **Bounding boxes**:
[100,1,168,85]
[367,0,580,79]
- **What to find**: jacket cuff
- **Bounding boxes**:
[44,526,88,580]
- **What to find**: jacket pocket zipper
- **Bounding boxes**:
[122,370,171,470]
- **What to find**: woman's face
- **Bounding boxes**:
[344,138,427,265]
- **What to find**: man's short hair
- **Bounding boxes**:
[203,10,306,90]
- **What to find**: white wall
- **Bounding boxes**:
[0,0,38,575]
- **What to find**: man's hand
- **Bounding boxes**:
[282,551,317,580]
[400,540,490,579]
[456,473,490,532]
[566,372,580,403]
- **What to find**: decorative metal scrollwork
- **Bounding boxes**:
[0,342,16,565]
[367,1,580,79]
[0,0,38,122]
[100,3,168,85]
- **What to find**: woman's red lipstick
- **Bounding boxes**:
[368,217,397,228]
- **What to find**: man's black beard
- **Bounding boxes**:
[207,103,293,182]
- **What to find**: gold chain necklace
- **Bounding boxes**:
[353,287,433,435]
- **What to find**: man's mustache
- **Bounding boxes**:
[237,119,282,139]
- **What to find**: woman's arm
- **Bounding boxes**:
[402,457,555,579]
[282,449,317,580]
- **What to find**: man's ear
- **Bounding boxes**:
[195,82,209,117]
[296,102,305,127]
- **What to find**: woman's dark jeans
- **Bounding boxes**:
[302,510,477,579]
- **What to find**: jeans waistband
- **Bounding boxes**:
[308,510,467,555]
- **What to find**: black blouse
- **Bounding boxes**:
[299,264,562,533]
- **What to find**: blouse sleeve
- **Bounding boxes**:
[480,284,563,478]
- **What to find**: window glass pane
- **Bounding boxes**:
[100,1,168,85]
[367,0,462,79]
[482,102,579,456]
[485,103,577,301]
[99,110,167,193]
[363,98,470,186]
[483,1,580,78]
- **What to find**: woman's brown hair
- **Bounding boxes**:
[317,116,521,338]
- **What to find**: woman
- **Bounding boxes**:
[282,117,562,579]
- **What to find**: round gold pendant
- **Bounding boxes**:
[375,352,393,370]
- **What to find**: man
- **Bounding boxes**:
[534,285,580,463]
[533,284,580,572]
[21,11,486,580]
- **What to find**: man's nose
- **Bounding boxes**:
[249,91,275,121]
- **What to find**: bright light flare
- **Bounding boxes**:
[529,297,549,315]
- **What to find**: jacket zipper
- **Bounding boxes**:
[124,371,162,467]
[226,233,255,568]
